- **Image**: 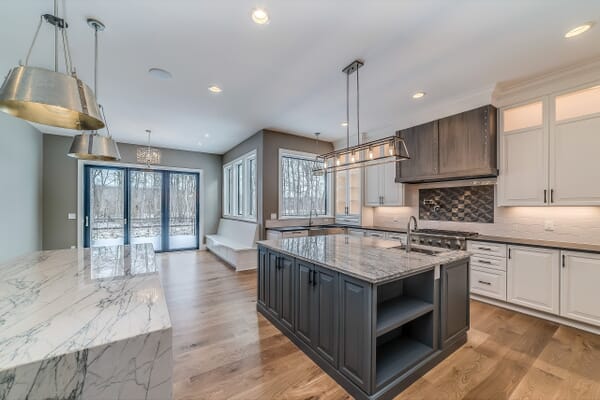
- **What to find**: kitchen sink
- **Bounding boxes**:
[390,245,445,256]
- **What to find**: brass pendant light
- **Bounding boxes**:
[68,18,120,161]
[0,2,104,130]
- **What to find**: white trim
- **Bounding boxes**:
[278,148,333,219]
[471,294,600,335]
[222,149,258,222]
[77,159,205,250]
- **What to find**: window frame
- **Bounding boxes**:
[222,150,257,222]
[278,148,333,219]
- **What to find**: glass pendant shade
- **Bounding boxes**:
[0,68,104,131]
[68,133,121,161]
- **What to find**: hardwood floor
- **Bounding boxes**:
[158,250,600,400]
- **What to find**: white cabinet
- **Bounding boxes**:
[560,251,600,326]
[364,163,404,207]
[507,246,559,314]
[471,267,506,301]
[335,169,361,223]
[498,83,600,206]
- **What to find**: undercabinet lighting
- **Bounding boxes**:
[412,91,426,99]
[208,85,222,93]
[252,8,270,25]
[564,22,595,38]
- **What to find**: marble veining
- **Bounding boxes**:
[258,235,470,284]
[0,244,171,372]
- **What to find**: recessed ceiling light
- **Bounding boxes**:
[564,22,595,38]
[412,91,426,99]
[252,8,270,25]
[204,133,210,138]
[197,141,203,146]
[148,68,172,80]
[208,85,222,93]
[341,122,348,127]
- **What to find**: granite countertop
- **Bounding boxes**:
[258,235,469,284]
[0,244,172,372]
[473,235,600,253]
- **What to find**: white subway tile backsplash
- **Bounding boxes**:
[373,185,600,245]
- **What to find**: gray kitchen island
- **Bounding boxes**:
[257,235,470,400]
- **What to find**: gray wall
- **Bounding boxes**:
[224,129,333,239]
[262,129,333,225]
[0,113,42,263]
[42,134,222,250]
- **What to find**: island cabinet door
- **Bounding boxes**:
[440,260,470,349]
[312,265,339,367]
[295,260,314,346]
[339,274,372,393]
[278,254,295,331]
[266,251,280,317]
[257,248,268,307]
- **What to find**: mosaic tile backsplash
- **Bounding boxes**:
[419,185,494,223]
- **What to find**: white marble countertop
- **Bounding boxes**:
[0,244,171,372]
[258,235,470,284]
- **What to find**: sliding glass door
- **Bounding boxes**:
[84,166,199,251]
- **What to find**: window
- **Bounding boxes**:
[279,149,332,218]
[223,150,257,221]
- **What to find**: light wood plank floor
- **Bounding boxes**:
[158,250,600,400]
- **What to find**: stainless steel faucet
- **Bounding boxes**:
[406,216,418,252]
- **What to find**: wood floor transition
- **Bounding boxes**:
[158,250,600,400]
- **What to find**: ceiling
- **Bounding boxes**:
[2,0,600,154]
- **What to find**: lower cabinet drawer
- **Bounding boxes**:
[470,255,506,272]
[281,230,308,238]
[467,241,507,258]
[471,266,506,301]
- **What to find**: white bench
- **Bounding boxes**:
[206,219,258,271]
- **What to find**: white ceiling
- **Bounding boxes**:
[2,0,600,154]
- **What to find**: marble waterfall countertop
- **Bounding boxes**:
[0,244,171,372]
[258,235,470,284]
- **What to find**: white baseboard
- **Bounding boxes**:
[471,294,600,335]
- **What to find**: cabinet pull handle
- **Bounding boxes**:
[478,247,492,251]
[308,269,312,284]
[508,248,511,259]
[478,259,492,264]
[544,189,547,203]
[551,189,554,203]
[312,271,318,286]
[478,280,492,286]
[562,254,566,268]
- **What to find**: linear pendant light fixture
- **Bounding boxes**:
[314,60,409,174]
[68,18,120,161]
[0,1,104,130]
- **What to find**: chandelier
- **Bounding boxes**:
[137,129,161,167]
[314,60,409,174]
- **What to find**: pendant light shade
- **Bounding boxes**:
[68,133,121,161]
[0,66,104,130]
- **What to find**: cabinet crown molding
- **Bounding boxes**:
[493,55,600,107]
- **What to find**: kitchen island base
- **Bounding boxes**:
[257,237,470,400]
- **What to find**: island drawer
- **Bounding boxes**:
[470,254,506,271]
[471,266,506,301]
[467,241,507,258]
[281,230,309,238]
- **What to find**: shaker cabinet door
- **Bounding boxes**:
[339,274,372,392]
[313,266,339,367]
[279,255,295,331]
[507,246,559,314]
[295,261,314,345]
[560,251,600,326]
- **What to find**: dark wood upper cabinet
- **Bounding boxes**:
[396,121,439,181]
[396,105,498,183]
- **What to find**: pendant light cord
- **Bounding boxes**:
[24,16,44,66]
[346,71,350,149]
[356,65,360,145]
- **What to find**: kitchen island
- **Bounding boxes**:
[257,235,470,400]
[0,244,172,400]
